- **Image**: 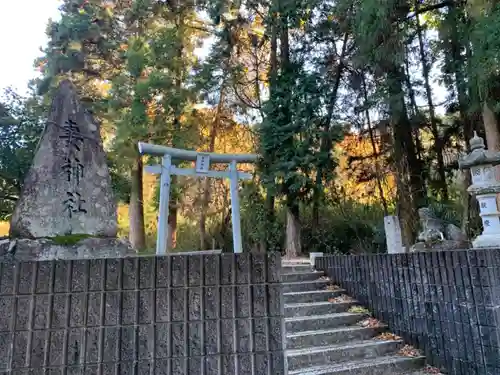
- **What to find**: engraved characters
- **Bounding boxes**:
[60,118,87,217]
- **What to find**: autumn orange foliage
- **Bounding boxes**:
[335,132,396,204]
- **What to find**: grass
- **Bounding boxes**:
[49,234,92,246]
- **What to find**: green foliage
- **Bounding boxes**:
[49,234,92,246]
[426,198,462,227]
[7,0,493,253]
[301,201,387,254]
[240,182,283,252]
[259,65,333,205]
[0,89,45,220]
[107,154,132,203]
[468,4,500,103]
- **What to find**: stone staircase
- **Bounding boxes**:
[282,260,428,375]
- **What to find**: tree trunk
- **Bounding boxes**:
[285,203,301,258]
[481,101,500,220]
[129,155,146,250]
[199,178,208,250]
[387,66,424,248]
[415,3,448,200]
[362,74,388,215]
[483,101,500,150]
[403,49,426,183]
[313,32,349,226]
[278,10,301,257]
[199,91,224,250]
[448,4,478,235]
[262,3,279,252]
[168,205,177,249]
[167,8,185,250]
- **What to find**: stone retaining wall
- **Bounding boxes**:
[0,253,285,375]
[316,250,500,375]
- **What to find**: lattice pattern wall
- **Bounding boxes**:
[316,251,500,375]
[0,253,285,375]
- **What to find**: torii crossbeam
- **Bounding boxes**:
[138,142,258,255]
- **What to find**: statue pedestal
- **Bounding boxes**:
[411,240,470,252]
[468,182,500,248]
[473,234,500,248]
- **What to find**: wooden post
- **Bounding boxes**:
[157,154,172,255]
[229,160,243,253]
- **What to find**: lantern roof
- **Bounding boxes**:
[459,132,500,169]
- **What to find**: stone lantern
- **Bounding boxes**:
[459,132,500,248]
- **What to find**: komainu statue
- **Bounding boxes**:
[411,207,470,251]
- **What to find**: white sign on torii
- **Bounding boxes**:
[138,142,258,255]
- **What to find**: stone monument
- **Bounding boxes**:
[459,132,500,248]
[3,80,133,259]
[384,215,405,253]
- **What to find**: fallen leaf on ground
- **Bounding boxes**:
[348,305,370,314]
[375,332,401,341]
[357,317,380,327]
[398,344,422,357]
[423,365,442,374]
[325,284,341,291]
[328,294,354,303]
[319,275,331,281]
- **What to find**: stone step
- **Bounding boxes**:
[282,264,313,273]
[286,312,367,333]
[282,271,325,282]
[282,257,310,264]
[285,301,355,317]
[282,279,331,293]
[287,339,405,371]
[284,289,345,304]
[287,355,426,375]
[286,325,387,349]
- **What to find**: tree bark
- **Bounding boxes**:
[278,7,301,257]
[285,203,301,258]
[387,66,424,248]
[167,7,185,250]
[200,91,224,250]
[199,177,211,250]
[415,3,448,200]
[362,74,388,215]
[262,2,278,252]
[403,48,426,182]
[313,32,349,226]
[448,4,478,235]
[483,101,500,151]
[129,155,146,250]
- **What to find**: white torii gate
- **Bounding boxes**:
[138,142,259,255]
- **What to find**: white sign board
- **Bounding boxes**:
[196,153,210,174]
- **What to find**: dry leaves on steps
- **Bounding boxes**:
[423,365,443,374]
[328,294,354,303]
[357,317,381,328]
[398,344,422,357]
[347,305,370,314]
[375,332,401,341]
[325,284,341,291]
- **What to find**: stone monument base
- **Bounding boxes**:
[410,240,471,252]
[472,233,500,248]
[0,237,136,261]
